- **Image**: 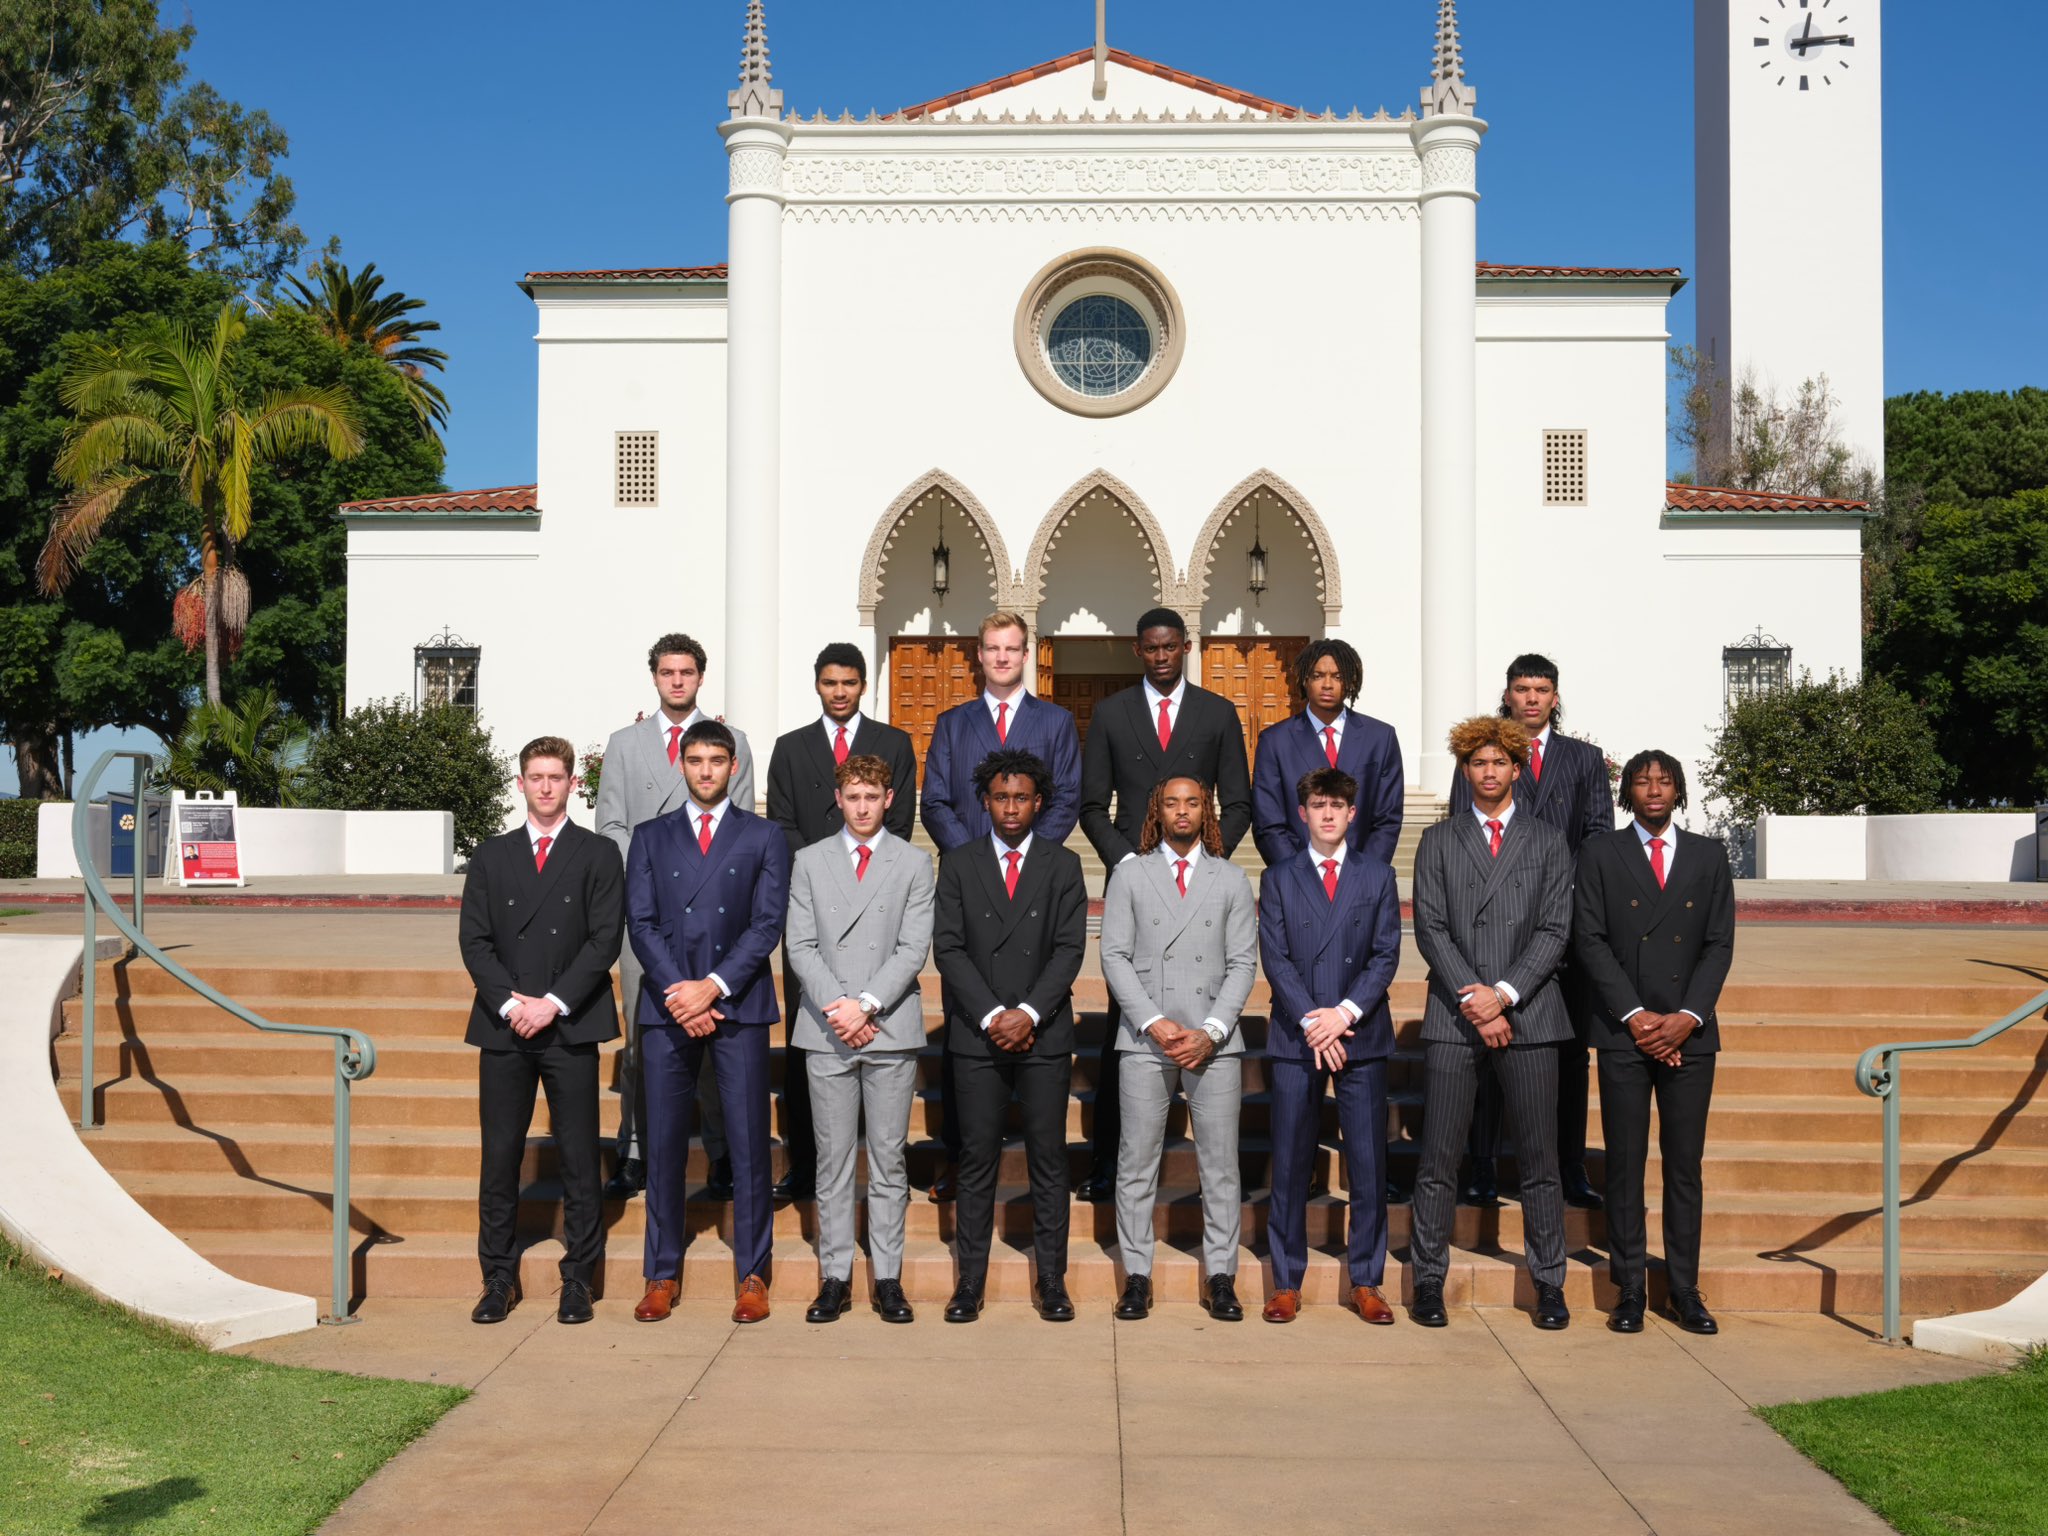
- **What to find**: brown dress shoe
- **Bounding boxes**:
[1262,1288,1302,1324]
[732,1274,771,1324]
[634,1278,680,1323]
[1352,1285,1396,1325]
[928,1167,956,1203]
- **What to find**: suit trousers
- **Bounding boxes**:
[952,1048,1072,1289]
[807,1047,918,1283]
[1469,969,1593,1174]
[776,964,818,1180]
[1414,1040,1567,1288]
[1115,1051,1242,1279]
[1267,1055,1387,1290]
[478,1042,604,1286]
[1598,1048,1716,1294]
[1086,998,1125,1177]
[616,948,727,1167]
[641,1022,773,1283]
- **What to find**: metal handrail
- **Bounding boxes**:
[70,749,376,1325]
[1855,986,2048,1345]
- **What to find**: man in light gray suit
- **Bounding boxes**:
[596,632,757,1200]
[1099,776,1259,1322]
[784,753,934,1325]
[1409,715,1576,1331]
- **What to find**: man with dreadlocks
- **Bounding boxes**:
[1251,637,1404,870]
[1098,776,1258,1322]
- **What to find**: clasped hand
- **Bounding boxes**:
[987,1007,1036,1053]
[505,993,557,1039]
[1629,1010,1690,1066]
[1458,985,1512,1050]
[823,995,878,1049]
[1302,1006,1354,1073]
[664,978,725,1037]
[1150,1019,1216,1071]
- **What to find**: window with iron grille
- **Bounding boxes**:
[415,630,480,712]
[1722,629,1791,717]
[1542,429,1588,506]
[615,431,659,507]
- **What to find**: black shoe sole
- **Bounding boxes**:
[943,1308,982,1324]
[1410,1306,1448,1328]
[804,1308,846,1323]
[1203,1301,1245,1322]
[1534,1314,1571,1331]
[1113,1306,1150,1320]
[471,1310,510,1324]
[874,1308,915,1324]
[1669,1316,1719,1335]
[557,1309,593,1325]
[1608,1316,1645,1333]
[1039,1306,1076,1322]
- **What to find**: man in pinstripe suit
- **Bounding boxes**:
[1410,716,1576,1330]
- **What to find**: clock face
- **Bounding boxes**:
[1753,0,1858,91]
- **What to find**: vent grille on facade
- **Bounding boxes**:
[615,431,658,506]
[1542,429,1588,506]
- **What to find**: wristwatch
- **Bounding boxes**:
[1201,1022,1229,1047]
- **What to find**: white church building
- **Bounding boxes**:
[341,0,1878,817]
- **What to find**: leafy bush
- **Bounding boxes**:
[305,698,510,855]
[1702,672,1947,823]
[153,688,311,807]
[0,799,40,879]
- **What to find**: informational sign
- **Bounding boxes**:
[169,790,244,887]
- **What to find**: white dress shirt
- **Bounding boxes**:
[1622,820,1699,1026]
[1115,677,1191,869]
[983,687,1028,736]
[1302,841,1366,1032]
[1138,841,1226,1038]
[822,711,861,753]
[979,831,1042,1033]
[655,704,716,760]
[1467,800,1522,1007]
[1306,705,1347,759]
[839,826,886,1015]
[500,818,572,1020]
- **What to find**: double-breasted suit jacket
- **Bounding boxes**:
[1079,682,1253,864]
[1098,852,1258,1055]
[1252,708,1406,869]
[459,821,624,1052]
[784,829,935,1056]
[921,692,1082,850]
[1572,826,1735,1055]
[931,838,1089,1059]
[598,710,758,855]
[766,715,917,856]
[1257,850,1403,1065]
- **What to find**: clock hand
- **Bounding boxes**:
[1792,32,1855,51]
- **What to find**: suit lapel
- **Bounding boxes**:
[1643,827,1700,924]
[961,696,1002,761]
[803,719,841,783]
[521,820,578,920]
[647,715,691,817]
[1311,854,1369,958]
[832,828,893,936]
[1143,850,1204,944]
[1128,686,1169,775]
[1294,851,1341,948]
[1451,812,1496,884]
[969,840,1015,926]
[1617,825,1663,906]
[670,805,729,910]
[1473,812,1529,914]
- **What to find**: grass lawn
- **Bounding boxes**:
[0,1244,465,1535]
[1760,1346,2048,1536]
[0,907,34,919]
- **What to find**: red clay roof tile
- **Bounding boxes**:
[891,47,1303,121]
[339,485,540,515]
[1664,483,1870,513]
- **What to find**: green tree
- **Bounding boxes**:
[284,257,449,437]
[39,298,363,709]
[1884,388,2048,508]
[0,0,302,283]
[1702,672,1947,822]
[306,698,510,857]
[155,687,310,807]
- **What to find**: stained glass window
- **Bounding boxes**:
[1046,295,1153,397]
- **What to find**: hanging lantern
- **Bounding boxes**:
[1245,501,1268,604]
[931,502,951,601]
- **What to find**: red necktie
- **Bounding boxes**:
[1175,858,1189,897]
[667,725,682,767]
[1323,725,1338,766]
[1157,698,1173,750]
[1003,848,1021,899]
[995,700,1009,743]
[1649,836,1667,888]
[1487,819,1503,858]
[1321,858,1338,901]
[1529,736,1543,784]
[833,725,849,765]
[534,834,552,873]
[698,813,714,854]
[855,844,871,882]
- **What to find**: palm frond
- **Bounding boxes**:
[55,410,176,487]
[59,341,149,416]
[246,387,366,465]
[37,474,149,593]
[219,413,254,542]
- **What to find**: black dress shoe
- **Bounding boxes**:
[805,1276,851,1323]
[1204,1274,1244,1322]
[1037,1278,1076,1322]
[1533,1281,1570,1331]
[1560,1164,1605,1210]
[1074,1169,1113,1203]
[1461,1158,1499,1207]
[773,1170,816,1204]
[943,1283,984,1324]
[1608,1284,1647,1333]
[556,1278,594,1325]
[1667,1287,1719,1335]
[704,1157,734,1201]
[1113,1274,1152,1320]
[602,1157,645,1201]
[470,1276,517,1324]
[1410,1281,1448,1328]
[872,1279,914,1324]
[1384,1181,1410,1206]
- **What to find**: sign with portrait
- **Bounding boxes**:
[170,790,244,887]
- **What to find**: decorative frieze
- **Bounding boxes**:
[781,153,1421,203]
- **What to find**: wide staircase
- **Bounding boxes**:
[51,946,2048,1317]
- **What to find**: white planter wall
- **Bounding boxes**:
[1756,811,2040,883]
[35,804,454,879]
[1754,814,1867,880]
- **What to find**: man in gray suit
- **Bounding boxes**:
[784,754,934,1325]
[1409,715,1576,1331]
[596,632,757,1199]
[1100,776,1259,1322]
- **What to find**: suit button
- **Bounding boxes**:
[1641,937,1648,943]
[1152,918,1160,926]
[685,905,692,913]
[715,944,724,952]
[550,928,558,935]
[718,906,726,913]
[1674,935,1683,943]
[506,898,515,906]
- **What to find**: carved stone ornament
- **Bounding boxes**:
[1011,248,1187,419]
[728,145,787,195]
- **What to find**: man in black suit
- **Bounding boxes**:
[1449,653,1614,1210]
[458,736,625,1326]
[1076,607,1251,1201]
[1574,750,1735,1337]
[931,748,1089,1323]
[764,642,919,1203]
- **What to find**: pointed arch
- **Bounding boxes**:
[858,469,1015,623]
[1021,469,1179,616]
[1184,468,1343,627]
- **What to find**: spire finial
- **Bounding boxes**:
[729,0,784,120]
[1422,0,1477,118]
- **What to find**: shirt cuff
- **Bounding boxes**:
[1019,1003,1041,1026]
[1338,999,1363,1023]
[1494,980,1520,1007]
[1203,1018,1227,1036]
[498,997,517,1020]
[859,992,883,1015]
[1622,1006,1644,1022]
[544,993,568,1017]
[978,1006,1001,1034]
[708,973,732,999]
[1140,1014,1166,1034]
[1680,1009,1702,1025]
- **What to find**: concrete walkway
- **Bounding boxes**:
[247,1301,1987,1536]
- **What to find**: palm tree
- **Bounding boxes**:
[284,257,450,436]
[39,299,364,707]
[156,687,314,808]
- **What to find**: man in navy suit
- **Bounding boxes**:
[625,719,791,1325]
[919,610,1081,1201]
[1448,653,1615,1210]
[1252,638,1404,868]
[1257,766,1404,1325]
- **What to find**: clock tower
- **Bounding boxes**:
[1695,0,1884,469]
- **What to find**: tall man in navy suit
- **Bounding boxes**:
[1448,654,1615,1210]
[919,611,1081,1200]
[1257,766,1404,1325]
[625,720,791,1325]
[1252,638,1404,868]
